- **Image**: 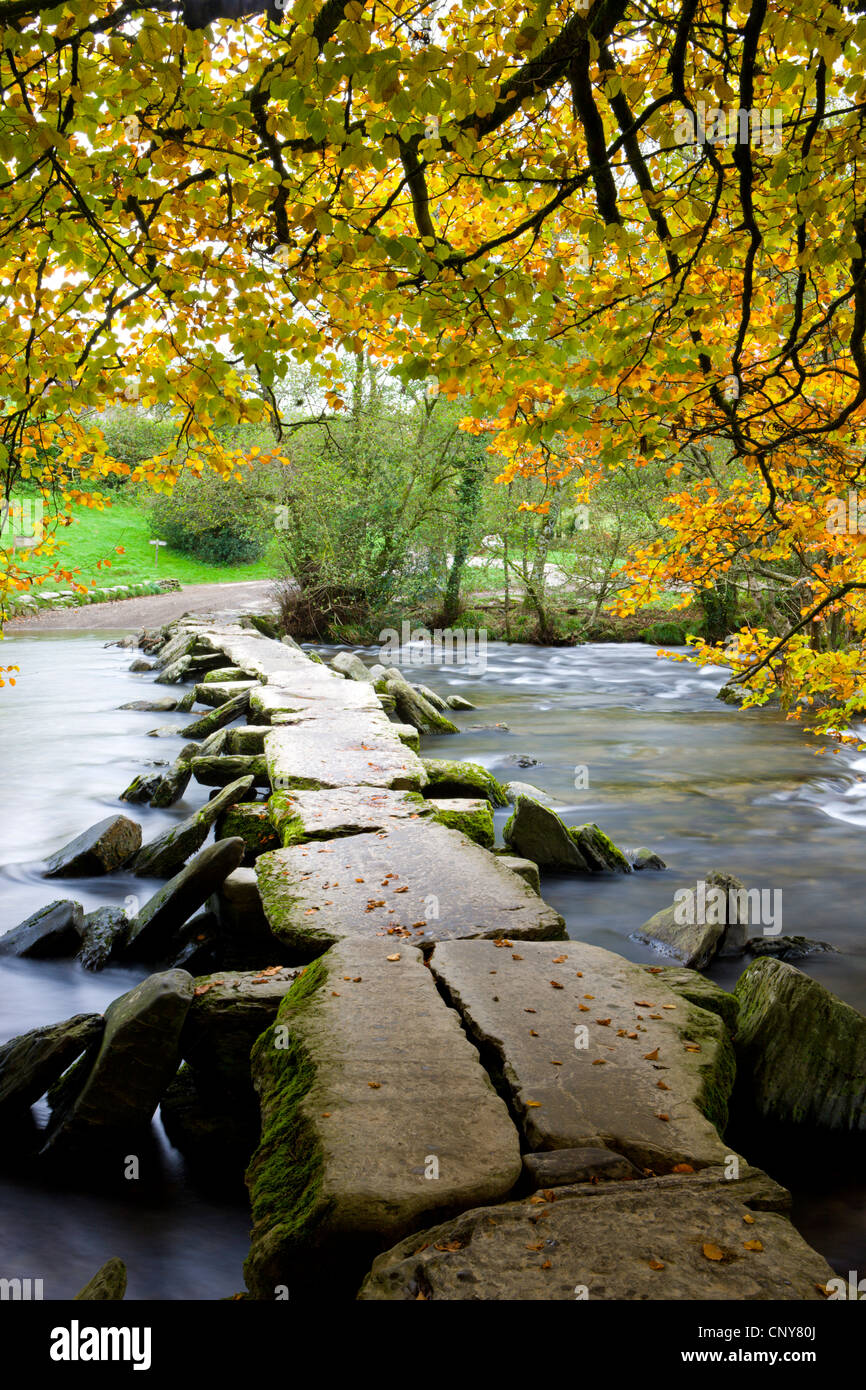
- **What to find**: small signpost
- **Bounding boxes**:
[149,539,167,570]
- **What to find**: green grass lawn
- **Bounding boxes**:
[17,495,279,589]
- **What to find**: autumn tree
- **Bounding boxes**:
[3,0,866,733]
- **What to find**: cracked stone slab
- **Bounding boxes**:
[357,1167,835,1301]
[255,822,566,956]
[251,679,382,721]
[264,719,427,792]
[193,626,313,683]
[268,787,436,846]
[429,939,736,1171]
[244,938,522,1298]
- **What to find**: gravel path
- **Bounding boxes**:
[4,579,277,633]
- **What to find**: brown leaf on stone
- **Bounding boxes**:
[672,1163,694,1173]
[648,1259,665,1270]
[644,1047,659,1060]
[596,1018,611,1026]
[702,1243,724,1261]
[656,1080,670,1090]
[368,1081,381,1088]
[656,1113,669,1121]
[552,954,568,963]
[743,1214,756,1225]
[743,1240,763,1252]
[550,980,564,989]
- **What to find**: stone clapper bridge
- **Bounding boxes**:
[6,614,839,1301]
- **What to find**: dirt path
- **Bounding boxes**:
[4,579,277,633]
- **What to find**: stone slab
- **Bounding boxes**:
[430,939,735,1171]
[265,719,427,793]
[357,1167,835,1301]
[255,822,565,956]
[244,938,522,1297]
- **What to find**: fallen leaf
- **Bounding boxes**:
[592,1059,606,1065]
[552,954,568,963]
[541,1260,552,1269]
[368,1081,381,1089]
[702,1243,724,1261]
[743,1214,756,1225]
[672,1163,694,1173]
[656,1080,670,1090]
[743,1240,764,1252]
[550,1059,563,1065]
[529,1029,539,1036]
[386,953,401,961]
[526,1242,544,1252]
[656,1112,670,1121]
[634,1000,653,1007]
[648,1259,665,1271]
[644,1048,659,1060]
[526,1100,542,1107]
[596,1018,611,1026]
[550,980,564,989]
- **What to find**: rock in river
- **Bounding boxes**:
[124,838,246,961]
[43,815,142,878]
[42,970,195,1160]
[734,957,866,1129]
[0,1014,104,1114]
[0,899,84,958]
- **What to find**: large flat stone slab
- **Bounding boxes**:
[265,718,426,793]
[430,939,735,1171]
[244,938,522,1298]
[193,626,313,683]
[268,788,436,846]
[358,1167,835,1301]
[251,679,382,721]
[255,822,565,956]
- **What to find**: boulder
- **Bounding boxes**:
[42,970,195,1158]
[570,824,632,873]
[132,775,254,878]
[214,801,280,860]
[209,867,280,969]
[119,698,178,712]
[445,694,475,710]
[0,899,84,958]
[734,958,866,1129]
[44,815,142,878]
[330,652,373,682]
[125,839,246,961]
[413,682,447,711]
[358,1167,834,1301]
[422,757,508,807]
[227,726,272,755]
[191,755,270,789]
[149,743,200,808]
[180,691,251,739]
[634,871,751,968]
[745,935,836,962]
[503,780,555,806]
[74,1258,127,1301]
[244,939,522,1298]
[383,671,459,735]
[632,847,667,871]
[78,907,130,971]
[0,1014,104,1113]
[503,795,588,871]
[129,659,155,673]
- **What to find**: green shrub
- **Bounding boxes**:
[148,469,271,565]
[642,621,687,645]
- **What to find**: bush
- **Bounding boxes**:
[642,621,687,645]
[148,469,271,565]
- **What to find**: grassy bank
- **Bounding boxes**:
[14,496,279,590]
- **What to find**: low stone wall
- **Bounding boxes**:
[5,576,180,616]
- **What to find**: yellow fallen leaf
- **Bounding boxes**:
[702,1243,724,1261]
[648,1258,665,1270]
[743,1239,764,1252]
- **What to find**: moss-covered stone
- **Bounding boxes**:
[429,797,495,848]
[216,802,280,859]
[647,965,740,1033]
[421,757,508,807]
[568,823,632,873]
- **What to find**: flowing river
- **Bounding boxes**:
[1,628,865,1297]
